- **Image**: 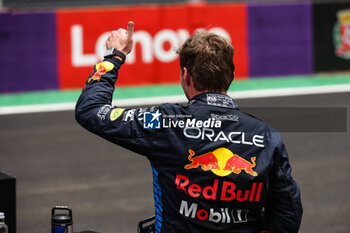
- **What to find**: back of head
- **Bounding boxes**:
[177,31,235,93]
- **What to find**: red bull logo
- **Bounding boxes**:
[88,61,114,83]
[175,174,263,202]
[184,150,220,171]
[184,148,258,177]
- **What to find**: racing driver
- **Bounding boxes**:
[75,21,303,233]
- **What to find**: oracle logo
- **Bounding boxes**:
[71,25,231,67]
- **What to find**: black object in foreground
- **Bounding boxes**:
[138,216,155,233]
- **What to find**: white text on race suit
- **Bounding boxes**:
[184,128,265,147]
[179,200,249,224]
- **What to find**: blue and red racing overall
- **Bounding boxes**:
[75,57,303,233]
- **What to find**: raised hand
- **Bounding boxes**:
[105,21,134,55]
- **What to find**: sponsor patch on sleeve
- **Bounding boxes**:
[110,108,125,121]
[97,105,112,120]
[88,61,114,83]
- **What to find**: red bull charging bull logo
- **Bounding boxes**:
[185,148,258,177]
[88,61,114,83]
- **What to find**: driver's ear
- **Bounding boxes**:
[183,67,192,86]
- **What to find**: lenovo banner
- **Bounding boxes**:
[56,3,248,89]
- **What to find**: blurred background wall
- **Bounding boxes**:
[1,0,346,9]
[0,0,349,93]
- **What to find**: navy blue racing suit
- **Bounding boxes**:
[75,57,303,233]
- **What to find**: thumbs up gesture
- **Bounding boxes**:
[105,21,134,56]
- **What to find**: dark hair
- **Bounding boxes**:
[177,31,235,92]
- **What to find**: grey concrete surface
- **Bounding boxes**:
[0,92,349,233]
